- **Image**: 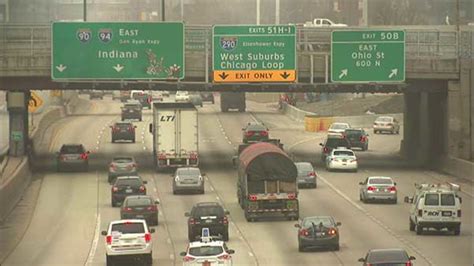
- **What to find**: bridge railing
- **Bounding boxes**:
[0,24,465,77]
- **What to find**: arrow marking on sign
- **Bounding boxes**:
[280,72,291,79]
[338,69,348,79]
[219,72,229,80]
[113,64,124,72]
[388,69,398,79]
[56,64,67,72]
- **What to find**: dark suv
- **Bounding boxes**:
[185,202,230,241]
[110,122,136,143]
[132,91,152,109]
[343,128,369,151]
[200,92,215,104]
[121,102,142,121]
[319,135,351,162]
[242,122,269,143]
[111,176,147,207]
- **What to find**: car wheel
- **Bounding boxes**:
[409,218,415,231]
[223,231,229,241]
[392,198,397,204]
[188,232,195,241]
[106,255,113,266]
[200,189,205,194]
[139,118,142,121]
[415,224,423,235]
[298,244,305,252]
[143,253,153,265]
[454,225,461,236]
[359,193,363,201]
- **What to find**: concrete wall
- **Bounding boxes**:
[282,102,403,128]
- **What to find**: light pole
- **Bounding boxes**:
[83,0,87,21]
[162,0,165,21]
[256,0,260,25]
[275,0,280,24]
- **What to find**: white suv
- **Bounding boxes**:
[101,219,155,266]
[180,228,235,266]
[405,183,462,235]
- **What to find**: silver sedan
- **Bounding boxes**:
[359,176,397,204]
[172,167,205,194]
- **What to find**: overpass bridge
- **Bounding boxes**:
[0,24,472,171]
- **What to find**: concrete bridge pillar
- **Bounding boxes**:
[402,91,420,163]
[448,75,472,160]
[6,91,30,157]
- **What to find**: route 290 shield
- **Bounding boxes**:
[220,37,238,51]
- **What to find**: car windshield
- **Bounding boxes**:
[303,217,333,228]
[60,145,83,153]
[424,193,439,206]
[194,206,224,217]
[296,163,313,174]
[177,168,201,176]
[246,124,266,131]
[376,117,393,122]
[325,139,349,148]
[331,124,348,129]
[333,150,354,156]
[111,222,145,234]
[124,104,141,109]
[126,198,152,207]
[115,179,141,187]
[188,246,224,256]
[345,130,363,136]
[440,193,455,206]
[115,123,131,128]
[368,250,408,263]
[369,178,393,185]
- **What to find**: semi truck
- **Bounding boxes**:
[149,102,198,170]
[236,141,299,222]
[220,91,245,112]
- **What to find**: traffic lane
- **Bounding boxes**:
[291,139,472,265]
[198,105,348,265]
[89,110,177,266]
[140,114,256,266]
[3,102,116,265]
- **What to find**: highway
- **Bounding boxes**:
[1,94,472,265]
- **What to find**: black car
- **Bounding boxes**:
[132,91,152,109]
[185,202,230,241]
[120,195,160,226]
[200,92,215,104]
[110,122,136,143]
[89,90,104,99]
[358,248,416,265]
[242,122,269,143]
[56,144,90,172]
[121,102,142,121]
[111,176,147,207]
[344,128,369,151]
[295,216,341,252]
[319,135,351,162]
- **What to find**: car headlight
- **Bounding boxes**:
[175,177,179,182]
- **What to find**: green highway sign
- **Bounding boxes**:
[331,30,405,83]
[52,22,184,80]
[213,25,296,82]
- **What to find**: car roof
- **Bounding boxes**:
[194,202,222,208]
[177,167,200,171]
[245,123,266,130]
[109,219,147,226]
[61,143,83,147]
[189,240,225,248]
[124,195,153,200]
[330,122,350,126]
[367,248,409,262]
[376,116,394,119]
[333,147,351,151]
[368,176,393,180]
[116,176,141,180]
[303,215,334,221]
[113,156,135,160]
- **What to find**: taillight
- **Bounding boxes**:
[144,233,151,243]
[367,186,375,191]
[109,163,116,170]
[217,254,231,260]
[147,205,157,211]
[189,218,195,225]
[223,216,228,225]
[158,153,167,160]
[457,210,461,217]
[189,153,198,159]
[406,261,412,266]
[288,193,296,199]
[260,131,268,136]
[183,256,195,262]
[147,96,152,103]
[323,147,329,153]
[80,153,88,160]
[106,235,112,245]
[248,194,257,201]
[299,229,309,237]
[139,186,146,192]
[389,186,397,192]
[360,136,366,142]
[245,131,254,137]
[308,172,316,177]
[328,228,337,235]
[128,126,134,132]
[112,186,118,192]
[124,207,132,211]
[418,209,423,216]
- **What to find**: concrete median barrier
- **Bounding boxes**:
[437,156,474,182]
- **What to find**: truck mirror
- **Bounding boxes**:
[101,231,107,236]
[319,143,323,146]
[358,182,364,185]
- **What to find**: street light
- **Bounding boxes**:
[83,0,87,21]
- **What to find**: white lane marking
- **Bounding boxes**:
[210,186,214,191]
[84,213,101,266]
[318,175,434,265]
[215,196,220,200]
[167,238,172,244]
[248,252,254,257]
[96,141,100,144]
[227,141,232,145]
[169,254,175,260]
[143,147,146,150]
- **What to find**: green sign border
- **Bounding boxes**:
[330,29,406,83]
[51,21,185,80]
[211,24,297,72]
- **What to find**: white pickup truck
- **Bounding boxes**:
[304,18,347,27]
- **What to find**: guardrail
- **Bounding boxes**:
[0,24,467,78]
